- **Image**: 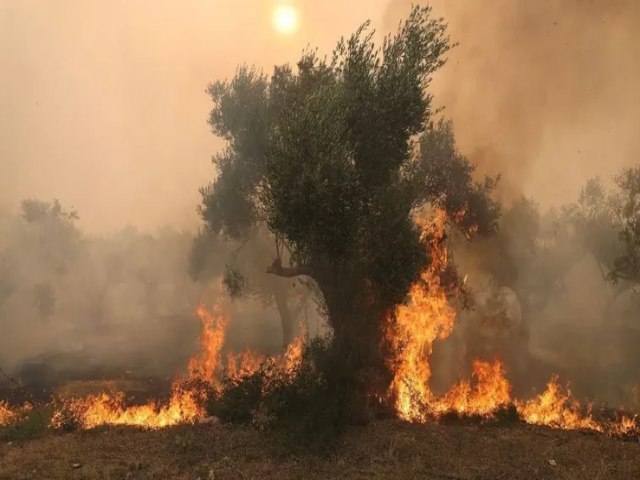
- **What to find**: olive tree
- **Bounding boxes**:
[198,7,498,414]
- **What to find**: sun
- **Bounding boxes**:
[272,5,299,35]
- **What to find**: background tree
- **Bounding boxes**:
[569,167,640,309]
[199,7,498,415]
[189,229,313,349]
[0,199,81,322]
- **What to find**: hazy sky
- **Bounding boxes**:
[0,0,389,232]
[1,0,638,232]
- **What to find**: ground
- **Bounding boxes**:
[1,420,638,480]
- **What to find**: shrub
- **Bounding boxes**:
[207,338,351,451]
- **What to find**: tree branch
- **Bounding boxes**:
[266,259,314,278]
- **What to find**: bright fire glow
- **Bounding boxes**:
[48,305,306,430]
[0,401,31,426]
[0,401,18,426]
[515,376,602,431]
[384,209,638,438]
[273,5,299,35]
[50,306,226,429]
[3,212,637,437]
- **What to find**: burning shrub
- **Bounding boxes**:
[207,365,267,425]
[207,338,349,449]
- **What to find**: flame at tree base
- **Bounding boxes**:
[385,210,639,439]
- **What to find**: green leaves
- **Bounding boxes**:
[199,5,497,326]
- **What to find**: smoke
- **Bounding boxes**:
[383,0,640,405]
[1,1,638,406]
[0,0,390,233]
[385,0,640,204]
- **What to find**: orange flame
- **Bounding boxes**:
[282,333,305,375]
[616,415,638,435]
[515,376,602,431]
[47,304,308,430]
[434,359,511,416]
[188,304,227,386]
[50,305,226,430]
[384,209,639,439]
[0,401,31,426]
[386,210,457,421]
[0,401,18,426]
[227,350,265,381]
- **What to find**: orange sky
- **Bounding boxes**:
[0,0,389,232]
[1,0,638,232]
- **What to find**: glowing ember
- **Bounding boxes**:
[0,402,32,426]
[227,350,266,381]
[386,209,456,421]
[0,401,18,426]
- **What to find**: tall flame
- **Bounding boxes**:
[50,305,227,430]
[47,305,307,430]
[386,210,457,421]
[188,304,227,386]
[384,209,638,438]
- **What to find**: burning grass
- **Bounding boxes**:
[43,305,306,432]
[0,210,638,446]
[384,210,640,439]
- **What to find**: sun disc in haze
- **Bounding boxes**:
[272,5,299,35]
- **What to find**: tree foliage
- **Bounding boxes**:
[199,6,499,414]
[570,167,640,286]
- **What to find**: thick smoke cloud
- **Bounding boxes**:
[386,0,640,204]
[383,0,640,405]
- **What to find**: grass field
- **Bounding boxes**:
[1,419,639,480]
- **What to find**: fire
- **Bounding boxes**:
[227,350,265,381]
[616,415,638,435]
[386,210,510,421]
[434,359,511,416]
[515,376,601,431]
[385,209,639,439]
[0,401,18,426]
[47,304,307,430]
[0,401,31,426]
[386,210,456,421]
[50,305,227,430]
[188,304,227,386]
[282,333,305,375]
[226,333,305,383]
[50,389,205,430]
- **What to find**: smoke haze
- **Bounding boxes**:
[0,0,389,233]
[386,0,640,203]
[1,1,638,407]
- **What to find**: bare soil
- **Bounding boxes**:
[1,420,638,480]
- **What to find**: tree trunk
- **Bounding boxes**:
[272,279,295,349]
[267,259,391,422]
[321,278,392,423]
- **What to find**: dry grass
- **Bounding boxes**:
[0,420,638,480]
